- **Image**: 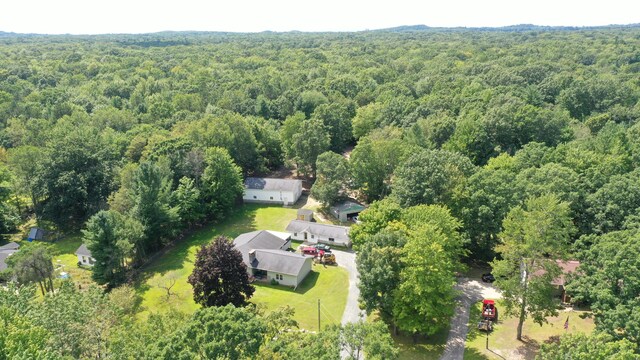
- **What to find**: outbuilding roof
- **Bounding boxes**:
[0,242,20,251]
[285,220,350,243]
[330,201,366,214]
[0,242,20,272]
[28,227,44,241]
[244,177,302,192]
[75,244,93,258]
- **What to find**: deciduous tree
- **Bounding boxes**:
[188,236,255,307]
[491,194,574,341]
[310,151,350,207]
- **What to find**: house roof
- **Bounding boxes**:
[533,260,580,286]
[552,260,581,286]
[75,244,93,257]
[244,177,301,192]
[233,230,296,274]
[250,249,311,276]
[330,201,366,215]
[297,209,313,215]
[285,220,350,242]
[233,230,290,251]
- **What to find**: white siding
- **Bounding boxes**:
[296,259,312,286]
[267,271,298,287]
[243,189,300,205]
[289,231,350,247]
[77,255,95,266]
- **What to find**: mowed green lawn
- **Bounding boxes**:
[137,204,349,330]
[7,233,94,288]
[464,301,595,360]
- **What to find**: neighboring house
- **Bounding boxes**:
[286,220,351,247]
[243,177,303,206]
[330,201,366,222]
[531,260,580,303]
[75,244,96,266]
[233,230,312,288]
[0,242,20,273]
[552,260,580,303]
[297,209,314,222]
[27,227,45,242]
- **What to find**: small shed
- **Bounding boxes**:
[330,201,366,222]
[75,244,96,266]
[297,209,314,222]
[27,227,45,242]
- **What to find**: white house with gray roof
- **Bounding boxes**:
[243,177,303,206]
[0,242,20,273]
[75,244,95,266]
[233,230,312,288]
[286,220,351,247]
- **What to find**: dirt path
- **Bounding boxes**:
[440,278,502,360]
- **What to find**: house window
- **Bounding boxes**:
[253,195,257,199]
[82,256,86,262]
[294,233,297,236]
[270,196,273,200]
[311,235,315,239]
[275,274,283,280]
[329,238,335,242]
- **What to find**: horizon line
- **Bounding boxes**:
[2,22,640,37]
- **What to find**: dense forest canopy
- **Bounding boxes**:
[1,27,640,356]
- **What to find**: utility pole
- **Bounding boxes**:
[318,299,321,332]
[486,323,489,350]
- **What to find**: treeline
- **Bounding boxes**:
[0,282,397,359]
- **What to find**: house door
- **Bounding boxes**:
[304,232,307,240]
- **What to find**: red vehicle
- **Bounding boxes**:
[478,299,498,332]
[482,299,498,321]
[301,246,318,256]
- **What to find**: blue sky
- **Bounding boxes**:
[1,0,638,34]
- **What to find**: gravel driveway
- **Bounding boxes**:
[332,249,366,325]
[439,278,502,360]
[331,249,366,359]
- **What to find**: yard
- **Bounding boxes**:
[367,312,448,360]
[5,232,94,288]
[136,203,349,329]
[464,301,595,360]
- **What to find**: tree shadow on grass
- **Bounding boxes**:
[464,347,492,360]
[514,336,540,360]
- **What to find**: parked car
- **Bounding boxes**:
[481,273,495,283]
[312,244,331,252]
[301,246,318,256]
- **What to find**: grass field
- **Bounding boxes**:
[394,327,449,360]
[252,264,348,330]
[136,203,349,329]
[5,231,95,288]
[367,312,448,360]
[464,301,595,359]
